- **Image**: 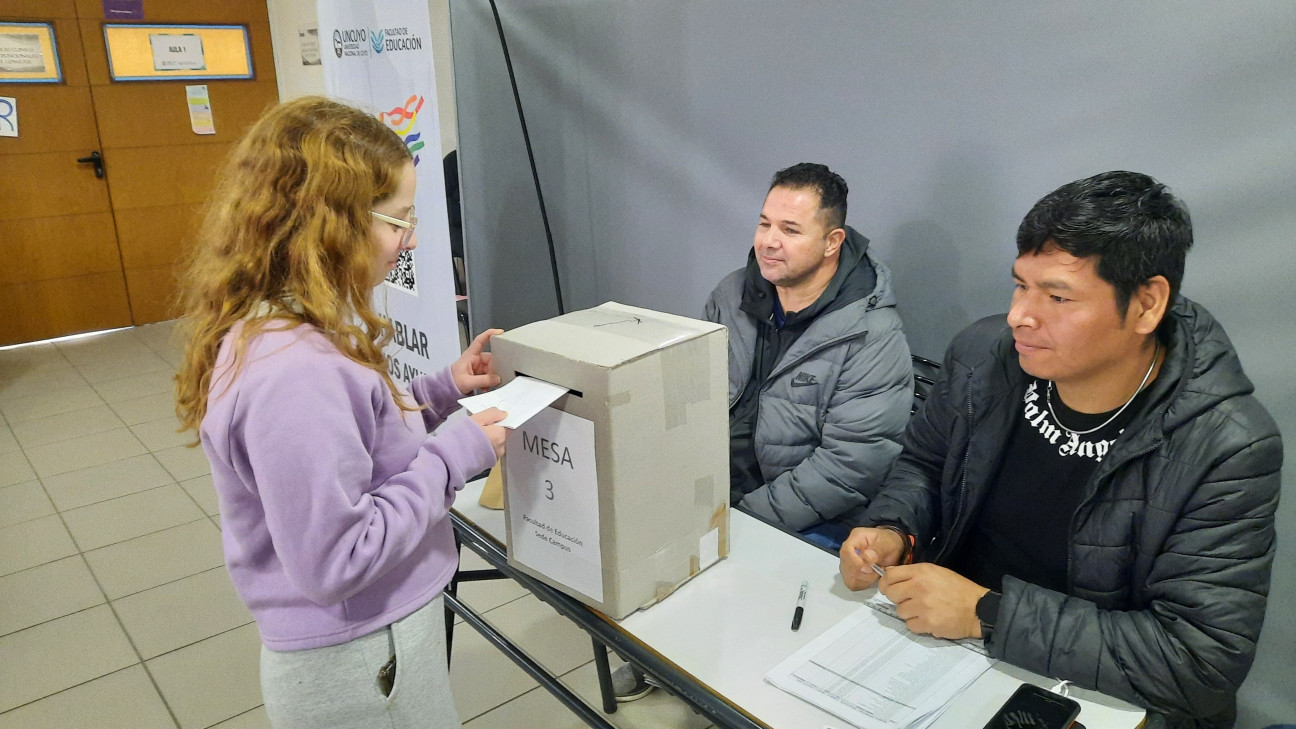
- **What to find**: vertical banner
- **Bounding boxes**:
[318,0,458,384]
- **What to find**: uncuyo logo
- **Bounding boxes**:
[379,95,426,166]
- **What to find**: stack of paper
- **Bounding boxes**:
[765,605,994,729]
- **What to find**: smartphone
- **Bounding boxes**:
[982,683,1081,729]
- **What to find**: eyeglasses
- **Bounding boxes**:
[370,207,418,248]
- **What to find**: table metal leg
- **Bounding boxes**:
[592,637,618,714]
[446,591,617,729]
[446,535,462,666]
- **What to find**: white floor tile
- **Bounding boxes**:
[154,443,212,481]
[0,427,18,455]
[0,665,174,729]
[0,556,104,637]
[74,350,172,385]
[450,615,540,721]
[455,549,530,621]
[56,330,152,365]
[450,593,594,720]
[0,514,77,578]
[93,369,176,404]
[0,605,138,713]
[147,623,263,729]
[0,480,53,528]
[9,405,126,449]
[41,454,177,511]
[0,451,35,488]
[0,365,84,405]
[84,519,225,600]
[0,342,64,371]
[134,320,180,354]
[109,391,180,426]
[114,566,253,659]
[565,660,714,729]
[130,417,192,452]
[62,484,207,551]
[23,427,148,479]
[0,425,17,454]
[0,385,105,423]
[180,474,220,515]
[209,705,271,729]
[461,658,714,729]
[462,678,594,729]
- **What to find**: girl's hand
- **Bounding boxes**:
[452,329,503,395]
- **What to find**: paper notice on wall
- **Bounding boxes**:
[185,84,215,135]
[506,407,602,601]
[0,96,16,138]
[150,33,205,71]
[298,26,320,66]
[0,33,44,73]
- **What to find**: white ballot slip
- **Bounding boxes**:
[765,605,994,729]
[458,375,569,429]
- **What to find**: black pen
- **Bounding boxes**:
[791,580,808,631]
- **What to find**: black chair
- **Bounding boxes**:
[911,355,940,415]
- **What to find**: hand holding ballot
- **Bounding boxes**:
[470,407,510,457]
[458,374,570,430]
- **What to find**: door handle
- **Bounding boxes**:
[77,151,105,179]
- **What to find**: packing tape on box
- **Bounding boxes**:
[653,549,680,601]
[608,391,632,407]
[710,502,730,558]
[660,338,710,430]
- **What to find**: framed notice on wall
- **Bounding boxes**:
[103,24,252,81]
[0,22,62,83]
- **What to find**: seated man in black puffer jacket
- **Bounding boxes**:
[840,170,1282,729]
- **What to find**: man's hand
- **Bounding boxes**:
[452,329,504,395]
[878,563,989,640]
[839,527,907,591]
[470,407,509,458]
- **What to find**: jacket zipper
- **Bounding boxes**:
[934,370,975,563]
[765,329,868,384]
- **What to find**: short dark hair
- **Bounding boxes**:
[1017,170,1193,315]
[769,163,848,232]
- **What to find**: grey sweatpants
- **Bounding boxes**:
[260,595,459,729]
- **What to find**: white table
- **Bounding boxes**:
[451,478,1145,729]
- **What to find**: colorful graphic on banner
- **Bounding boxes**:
[318,0,457,386]
[380,94,426,165]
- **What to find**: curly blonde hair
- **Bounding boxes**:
[175,96,414,440]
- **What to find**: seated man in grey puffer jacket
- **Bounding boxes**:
[705,162,914,547]
[611,163,914,703]
[840,171,1281,729]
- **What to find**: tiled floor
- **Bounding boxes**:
[0,322,710,728]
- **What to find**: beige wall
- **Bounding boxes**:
[264,0,457,153]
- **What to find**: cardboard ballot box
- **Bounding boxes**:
[492,302,730,619]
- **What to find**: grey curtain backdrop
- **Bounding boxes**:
[449,2,1295,725]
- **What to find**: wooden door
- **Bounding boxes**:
[0,0,279,345]
[0,2,132,345]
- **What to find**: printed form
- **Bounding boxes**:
[765,603,994,729]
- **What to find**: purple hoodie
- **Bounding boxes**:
[200,322,496,651]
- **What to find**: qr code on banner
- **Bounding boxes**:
[384,250,418,295]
